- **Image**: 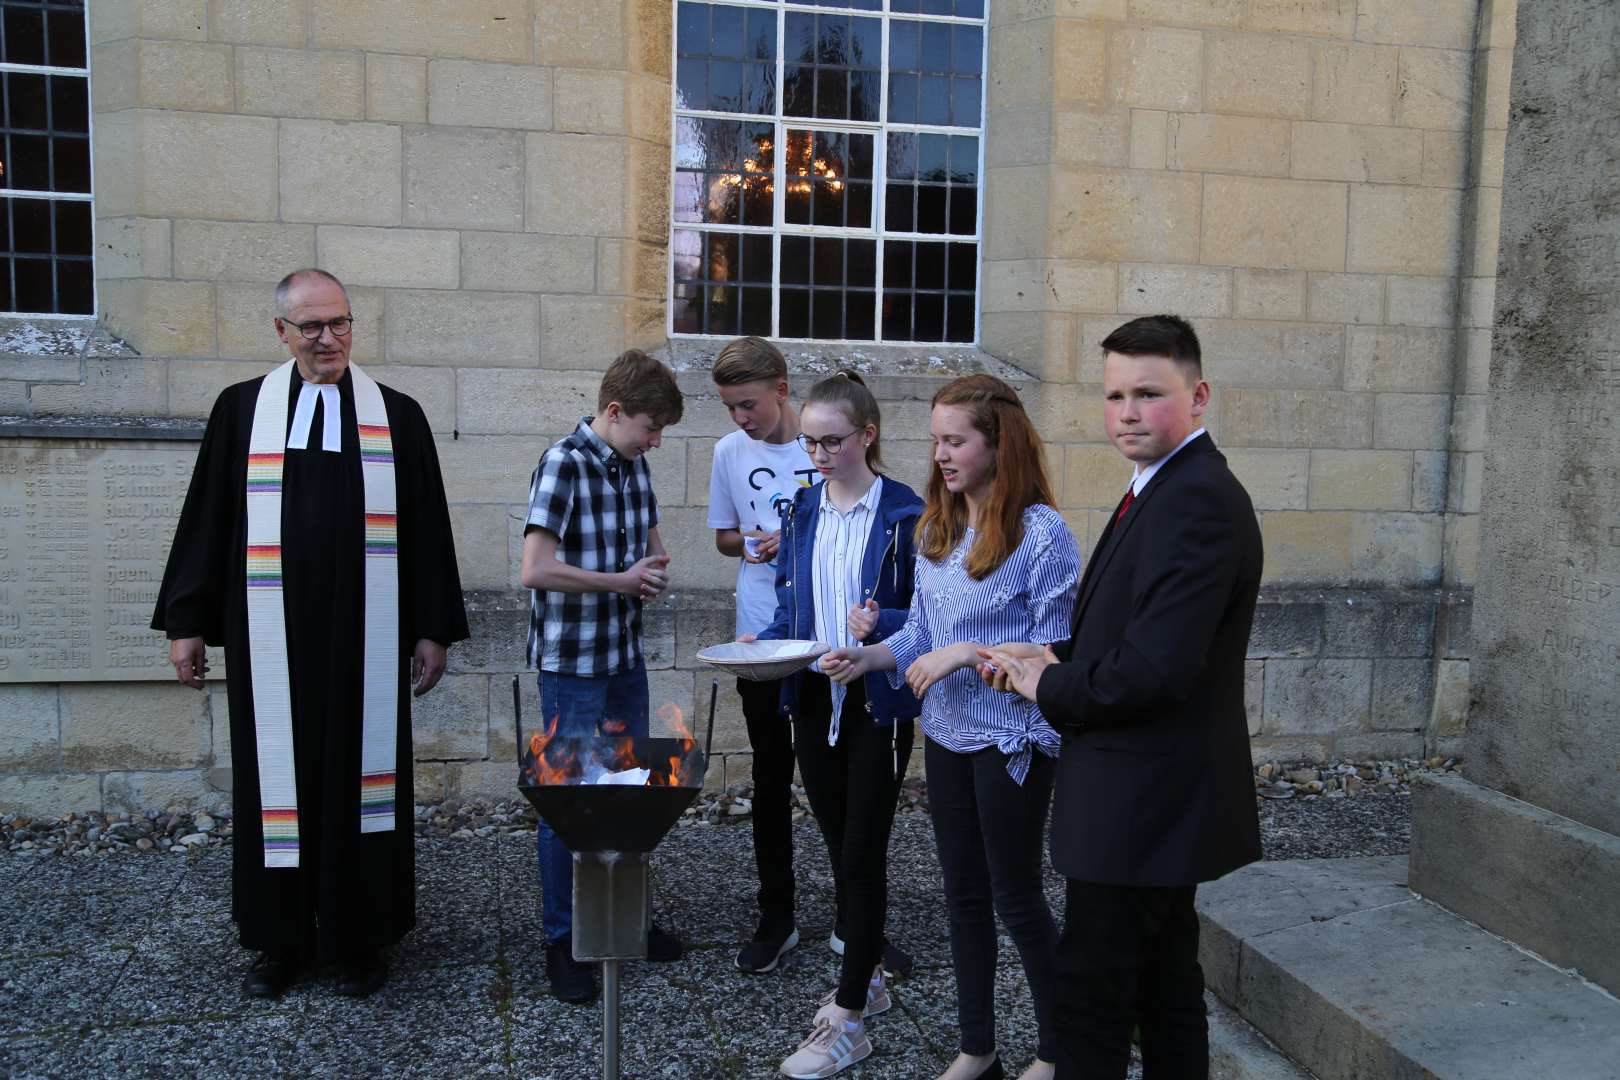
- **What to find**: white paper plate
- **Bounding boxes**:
[695,639,830,682]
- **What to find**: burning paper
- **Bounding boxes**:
[590,768,652,786]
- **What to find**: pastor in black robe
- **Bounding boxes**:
[153,366,469,961]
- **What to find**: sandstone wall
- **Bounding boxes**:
[0,0,1518,813]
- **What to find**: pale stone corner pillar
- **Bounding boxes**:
[978,1,1082,385]
[615,0,675,353]
[1426,0,1517,754]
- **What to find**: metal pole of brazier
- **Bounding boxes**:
[572,850,650,1080]
[513,677,718,1080]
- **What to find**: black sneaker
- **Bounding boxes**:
[880,939,913,980]
[736,918,799,973]
[828,929,913,980]
[546,936,596,1003]
[647,922,683,963]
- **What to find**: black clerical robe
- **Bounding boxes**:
[153,367,468,959]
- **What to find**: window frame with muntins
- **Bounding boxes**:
[0,0,93,318]
[668,0,988,348]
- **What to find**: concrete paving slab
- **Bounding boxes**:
[396,836,505,969]
[1,857,187,958]
[0,945,135,1037]
[97,931,241,1026]
[0,1031,79,1080]
[1202,856,1620,1080]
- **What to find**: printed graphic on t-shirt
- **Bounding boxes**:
[748,463,817,531]
[708,431,817,637]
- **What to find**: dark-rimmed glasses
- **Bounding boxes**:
[282,315,354,340]
[797,430,859,454]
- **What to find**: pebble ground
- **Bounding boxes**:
[1,784,1412,1079]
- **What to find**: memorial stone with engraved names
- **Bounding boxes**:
[0,438,222,683]
[1409,0,1620,996]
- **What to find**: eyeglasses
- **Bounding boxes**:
[283,315,354,340]
[797,430,859,454]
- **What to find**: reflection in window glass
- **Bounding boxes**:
[887,20,982,127]
[672,228,775,337]
[783,129,873,229]
[782,11,881,122]
[882,240,975,344]
[0,0,92,315]
[676,2,777,114]
[673,118,776,226]
[670,1,984,344]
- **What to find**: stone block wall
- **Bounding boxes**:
[984,0,1509,584]
[0,0,1520,813]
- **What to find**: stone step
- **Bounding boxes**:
[1197,856,1620,1080]
[1208,991,1317,1079]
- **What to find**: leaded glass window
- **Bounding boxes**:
[670,0,985,345]
[0,0,91,316]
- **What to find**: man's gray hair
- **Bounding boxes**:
[274,268,350,317]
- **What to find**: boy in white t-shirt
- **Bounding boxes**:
[707,337,818,974]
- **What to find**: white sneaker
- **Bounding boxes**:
[814,968,890,1020]
[829,930,844,956]
[780,1015,871,1079]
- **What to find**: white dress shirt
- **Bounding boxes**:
[1126,426,1206,497]
[811,475,883,743]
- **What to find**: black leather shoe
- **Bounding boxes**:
[334,948,388,997]
[547,936,596,1003]
[646,922,683,963]
[242,951,297,999]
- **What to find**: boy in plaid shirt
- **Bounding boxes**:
[519,349,685,1004]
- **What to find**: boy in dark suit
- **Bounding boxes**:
[983,314,1263,1079]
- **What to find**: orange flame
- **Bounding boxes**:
[651,703,698,787]
[520,704,699,788]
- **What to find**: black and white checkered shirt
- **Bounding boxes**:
[525,418,660,675]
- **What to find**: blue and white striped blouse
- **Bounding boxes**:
[883,504,1082,783]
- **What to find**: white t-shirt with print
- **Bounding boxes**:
[707,429,817,637]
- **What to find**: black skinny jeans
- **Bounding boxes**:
[738,676,796,922]
[792,675,914,1011]
[925,736,1060,1062]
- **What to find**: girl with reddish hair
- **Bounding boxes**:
[822,374,1081,1080]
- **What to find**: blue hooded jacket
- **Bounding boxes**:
[759,476,924,726]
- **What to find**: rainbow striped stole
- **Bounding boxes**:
[244,360,400,868]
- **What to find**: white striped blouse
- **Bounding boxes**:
[810,475,883,743]
[883,504,1082,783]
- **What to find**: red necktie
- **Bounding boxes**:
[1115,485,1135,523]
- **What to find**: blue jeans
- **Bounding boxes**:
[535,662,650,944]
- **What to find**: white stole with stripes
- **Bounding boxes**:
[244,359,399,868]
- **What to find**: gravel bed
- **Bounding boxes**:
[1,757,1450,858]
[0,759,1432,1080]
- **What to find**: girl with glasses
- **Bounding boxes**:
[821,374,1081,1080]
[747,370,924,1079]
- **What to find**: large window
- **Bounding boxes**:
[670,0,985,346]
[0,0,91,316]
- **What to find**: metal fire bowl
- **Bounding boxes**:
[517,737,703,853]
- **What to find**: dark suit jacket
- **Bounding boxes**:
[1036,433,1263,887]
